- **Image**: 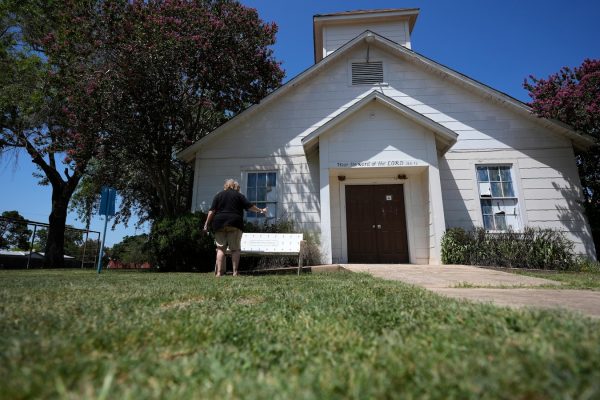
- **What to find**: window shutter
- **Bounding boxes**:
[351,61,384,85]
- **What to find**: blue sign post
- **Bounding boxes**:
[97,187,116,274]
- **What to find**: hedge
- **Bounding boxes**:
[441,227,576,270]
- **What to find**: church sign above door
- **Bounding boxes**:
[333,159,424,168]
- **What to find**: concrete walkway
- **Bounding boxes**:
[340,264,600,318]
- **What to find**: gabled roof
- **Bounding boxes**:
[177,30,594,162]
[301,91,458,154]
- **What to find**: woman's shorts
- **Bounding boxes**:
[214,226,243,251]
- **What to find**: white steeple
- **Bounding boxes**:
[313,8,420,63]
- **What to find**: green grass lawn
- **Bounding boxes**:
[1,270,599,399]
[515,270,600,290]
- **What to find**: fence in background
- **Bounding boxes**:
[0,216,101,269]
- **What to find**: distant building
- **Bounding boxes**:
[178,8,596,264]
[107,259,152,269]
[0,250,77,269]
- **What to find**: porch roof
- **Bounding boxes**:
[301,90,458,154]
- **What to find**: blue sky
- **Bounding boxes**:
[1,0,599,246]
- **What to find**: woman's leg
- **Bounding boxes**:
[230,228,243,276]
[215,247,226,276]
[231,250,241,276]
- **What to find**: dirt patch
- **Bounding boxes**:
[236,296,265,305]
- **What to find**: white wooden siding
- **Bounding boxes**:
[193,154,320,233]
[321,103,436,263]
[323,20,410,57]
[192,42,595,260]
[440,147,593,257]
[413,171,431,264]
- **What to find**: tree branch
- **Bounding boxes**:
[17,131,64,187]
[49,150,56,170]
[0,137,19,148]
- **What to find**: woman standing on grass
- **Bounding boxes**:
[203,179,267,276]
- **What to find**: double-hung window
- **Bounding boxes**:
[245,171,277,220]
[476,165,520,231]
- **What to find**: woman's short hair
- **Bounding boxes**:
[223,179,240,191]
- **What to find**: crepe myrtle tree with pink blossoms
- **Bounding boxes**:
[71,0,285,226]
[2,0,284,267]
[0,0,116,267]
[524,59,600,255]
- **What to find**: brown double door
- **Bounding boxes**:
[345,184,409,263]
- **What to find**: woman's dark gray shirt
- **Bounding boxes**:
[209,189,253,231]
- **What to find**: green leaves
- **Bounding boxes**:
[148,212,214,271]
[525,60,600,258]
[0,210,32,250]
[96,0,284,221]
[67,1,285,225]
[442,227,577,269]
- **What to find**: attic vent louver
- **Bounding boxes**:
[351,61,384,85]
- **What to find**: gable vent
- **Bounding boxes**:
[351,61,384,85]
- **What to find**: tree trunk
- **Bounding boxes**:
[44,185,68,267]
[19,136,85,268]
[43,178,79,268]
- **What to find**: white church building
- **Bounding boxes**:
[178,8,596,264]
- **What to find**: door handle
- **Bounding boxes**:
[372,225,376,229]
[377,225,382,229]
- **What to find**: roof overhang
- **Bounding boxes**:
[313,8,419,63]
[301,90,458,155]
[362,33,595,151]
[177,29,594,163]
[176,31,381,163]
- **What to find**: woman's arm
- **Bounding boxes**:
[249,205,267,215]
[203,210,215,231]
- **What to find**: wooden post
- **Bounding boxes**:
[80,229,89,269]
[26,225,37,269]
[297,240,307,275]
